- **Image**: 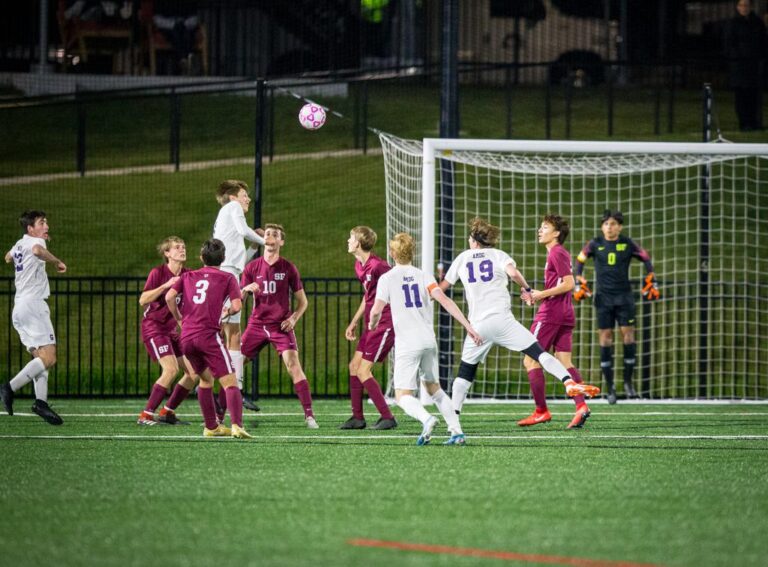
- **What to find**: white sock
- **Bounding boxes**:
[32,370,48,402]
[432,389,462,435]
[451,377,472,414]
[10,358,46,392]
[538,352,571,382]
[229,350,244,390]
[397,394,433,424]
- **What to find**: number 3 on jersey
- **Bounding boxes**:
[401,283,423,308]
[193,280,209,304]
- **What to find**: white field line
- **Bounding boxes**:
[0,433,766,442]
[5,410,768,418]
[0,148,382,187]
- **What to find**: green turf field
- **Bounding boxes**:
[1,398,766,567]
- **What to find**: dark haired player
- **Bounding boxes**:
[521,214,591,429]
[1,210,65,425]
[574,210,659,404]
[240,224,318,429]
[166,239,252,439]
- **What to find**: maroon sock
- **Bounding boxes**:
[568,367,586,407]
[362,377,394,420]
[144,384,168,413]
[218,388,228,413]
[294,379,314,418]
[197,387,219,430]
[165,383,191,411]
[527,368,548,412]
[225,387,243,427]
[350,375,364,420]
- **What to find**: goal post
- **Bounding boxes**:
[380,133,768,401]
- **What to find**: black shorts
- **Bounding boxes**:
[594,293,636,329]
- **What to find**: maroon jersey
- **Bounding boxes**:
[533,244,575,326]
[355,253,392,326]
[170,267,241,340]
[242,256,303,324]
[141,264,189,339]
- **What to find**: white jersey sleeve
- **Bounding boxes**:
[446,248,516,323]
[213,202,264,273]
[376,265,437,352]
[10,235,50,300]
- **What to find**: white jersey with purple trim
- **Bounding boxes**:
[8,235,50,301]
[213,201,265,274]
[444,248,516,323]
[375,264,438,353]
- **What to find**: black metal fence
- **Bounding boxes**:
[1,276,375,398]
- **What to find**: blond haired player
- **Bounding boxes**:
[439,217,600,415]
[212,179,265,411]
[137,236,199,426]
[341,226,397,430]
[369,233,482,445]
[2,210,65,425]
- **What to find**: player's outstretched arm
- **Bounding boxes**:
[139,277,180,306]
[4,251,11,264]
[368,299,386,331]
[430,287,482,346]
[32,244,66,273]
[345,298,366,341]
[233,209,266,247]
[505,264,533,303]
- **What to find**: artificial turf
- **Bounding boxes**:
[1,398,766,567]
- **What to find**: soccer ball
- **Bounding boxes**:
[298,103,326,130]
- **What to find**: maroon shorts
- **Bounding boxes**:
[180,332,233,379]
[357,324,394,363]
[142,333,182,362]
[241,321,298,358]
[530,320,574,353]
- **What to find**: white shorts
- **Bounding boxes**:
[12,299,56,351]
[220,266,242,325]
[461,312,536,364]
[393,345,440,391]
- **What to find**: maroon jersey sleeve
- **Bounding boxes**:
[550,246,573,282]
[170,273,184,294]
[288,262,303,293]
[143,267,161,292]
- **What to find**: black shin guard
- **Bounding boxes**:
[623,343,636,385]
[457,361,478,382]
[600,345,614,388]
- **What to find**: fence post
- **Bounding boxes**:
[698,83,712,398]
[352,81,360,149]
[251,78,267,402]
[564,66,573,140]
[607,63,614,137]
[505,65,513,138]
[667,65,675,133]
[545,65,552,140]
[76,88,86,177]
[361,79,369,154]
[169,87,181,171]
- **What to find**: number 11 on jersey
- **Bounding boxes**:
[401,283,423,308]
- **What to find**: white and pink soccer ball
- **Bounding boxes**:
[298,103,326,130]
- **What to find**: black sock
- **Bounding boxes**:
[600,346,614,388]
[623,343,636,385]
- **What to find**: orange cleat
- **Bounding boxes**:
[564,379,601,399]
[567,405,591,429]
[517,409,552,427]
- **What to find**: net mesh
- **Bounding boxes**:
[379,133,768,400]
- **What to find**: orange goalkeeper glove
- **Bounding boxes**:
[642,272,660,301]
[573,276,592,302]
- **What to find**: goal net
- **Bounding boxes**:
[379,133,768,400]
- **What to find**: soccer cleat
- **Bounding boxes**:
[624,381,639,399]
[306,416,320,429]
[231,424,253,439]
[371,417,398,430]
[443,433,466,445]
[0,381,14,416]
[564,379,601,399]
[31,400,63,426]
[137,411,157,426]
[606,386,617,405]
[567,405,591,429]
[416,415,438,446]
[242,394,261,412]
[517,409,552,427]
[203,424,232,437]
[156,409,190,426]
[339,416,367,430]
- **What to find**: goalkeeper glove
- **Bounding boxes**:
[642,272,660,301]
[573,276,592,302]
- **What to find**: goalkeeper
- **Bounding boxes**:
[573,210,659,403]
